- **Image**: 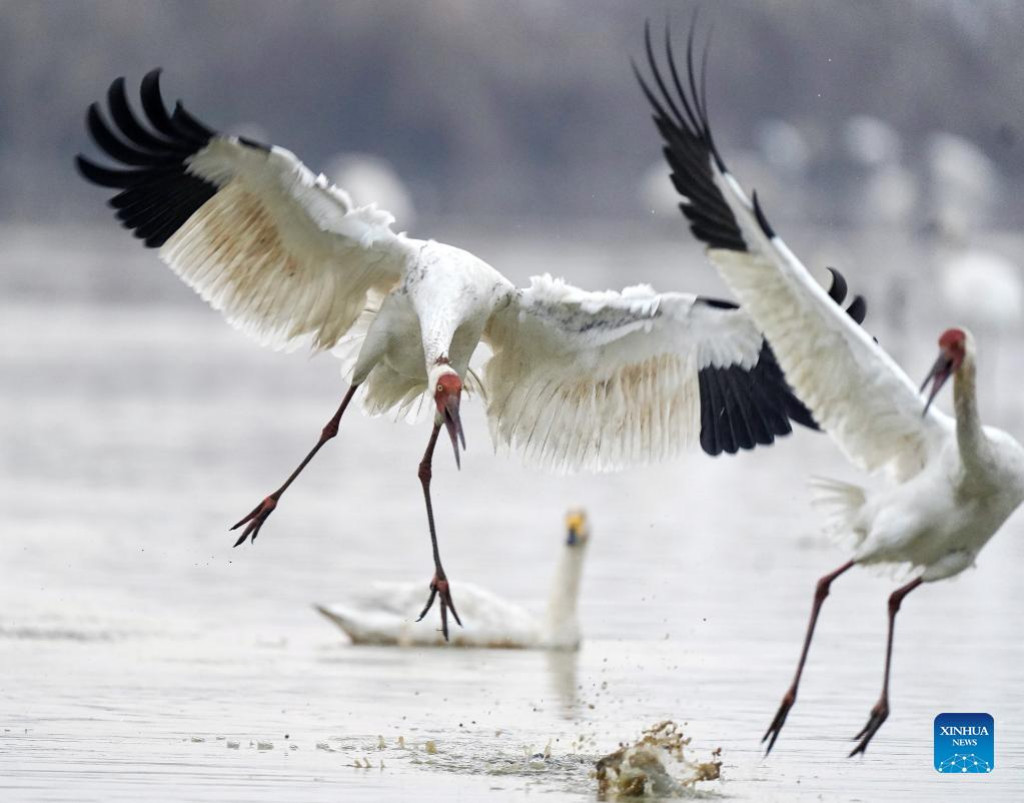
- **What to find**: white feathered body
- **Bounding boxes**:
[317,540,587,650]
[714,232,1024,584]
[817,426,1024,580]
[316,582,543,649]
[351,241,513,418]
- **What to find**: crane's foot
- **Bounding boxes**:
[849,697,889,757]
[417,571,462,642]
[762,686,796,756]
[230,494,278,546]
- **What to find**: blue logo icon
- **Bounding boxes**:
[934,713,994,773]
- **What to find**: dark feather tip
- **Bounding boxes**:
[826,267,849,304]
[846,295,867,325]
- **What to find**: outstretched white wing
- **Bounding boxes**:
[483,274,817,473]
[637,25,951,482]
[77,70,415,352]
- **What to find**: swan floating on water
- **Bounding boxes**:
[315,510,590,649]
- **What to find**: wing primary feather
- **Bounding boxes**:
[144,211,198,248]
[690,222,746,251]
[237,135,272,153]
[115,182,190,222]
[722,370,756,450]
[731,361,773,445]
[685,22,705,137]
[704,365,734,454]
[636,23,748,254]
[662,143,738,216]
[139,69,182,140]
[697,369,720,455]
[76,155,170,188]
[714,370,738,455]
[172,102,216,141]
[87,104,163,166]
[664,23,703,136]
[751,191,776,239]
[694,296,739,310]
[132,191,202,241]
[846,295,867,325]
[826,267,848,304]
[644,22,688,132]
[107,76,178,152]
[695,24,727,171]
[743,370,787,436]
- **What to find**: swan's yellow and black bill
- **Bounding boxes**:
[565,509,587,546]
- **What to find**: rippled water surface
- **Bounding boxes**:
[2,226,1024,801]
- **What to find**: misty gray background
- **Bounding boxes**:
[3,0,1024,225]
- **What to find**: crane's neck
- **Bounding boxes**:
[954,349,991,470]
[421,319,456,368]
[543,545,586,649]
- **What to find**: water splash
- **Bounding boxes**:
[595,721,721,799]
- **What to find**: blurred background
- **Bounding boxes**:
[3,2,1024,801]
[4,0,1024,224]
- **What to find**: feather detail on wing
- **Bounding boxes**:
[76,69,414,352]
[483,274,812,473]
[637,23,951,482]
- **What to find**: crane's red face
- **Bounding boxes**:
[920,328,967,415]
[434,373,465,468]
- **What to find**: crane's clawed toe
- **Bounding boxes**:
[849,698,889,757]
[230,495,278,546]
[417,572,462,641]
[762,687,797,756]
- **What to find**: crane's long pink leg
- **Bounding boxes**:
[231,384,359,546]
[849,576,923,757]
[415,421,461,641]
[763,559,855,755]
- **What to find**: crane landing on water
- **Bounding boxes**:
[75,68,858,641]
[638,21,1024,756]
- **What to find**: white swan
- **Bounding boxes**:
[315,510,590,650]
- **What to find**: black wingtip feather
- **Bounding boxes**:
[172,102,216,140]
[846,295,867,325]
[697,335,830,457]
[698,370,720,455]
[76,154,148,188]
[139,69,181,140]
[636,19,750,254]
[826,267,849,304]
[694,296,740,311]
[640,23,876,447]
[751,191,775,239]
[78,70,221,248]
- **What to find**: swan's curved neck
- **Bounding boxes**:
[954,349,990,469]
[543,546,586,646]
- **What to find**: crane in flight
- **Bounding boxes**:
[77,67,851,641]
[637,22,1024,756]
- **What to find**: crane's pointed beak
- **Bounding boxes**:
[442,394,466,469]
[920,352,954,416]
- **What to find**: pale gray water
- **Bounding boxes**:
[2,225,1023,801]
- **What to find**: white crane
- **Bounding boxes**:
[637,24,1024,757]
[77,69,844,641]
[316,509,590,649]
